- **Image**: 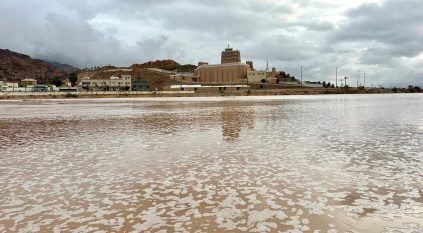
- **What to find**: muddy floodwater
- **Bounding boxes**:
[0,94,423,233]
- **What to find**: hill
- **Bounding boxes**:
[0,49,79,84]
[131,60,197,73]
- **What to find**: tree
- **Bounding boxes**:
[326,82,332,88]
[52,76,63,87]
[322,81,327,87]
[69,73,78,87]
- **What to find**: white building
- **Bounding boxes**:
[81,75,132,91]
[247,70,267,83]
[0,82,20,92]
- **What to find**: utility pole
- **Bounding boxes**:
[357,70,360,88]
[336,67,338,88]
[9,63,14,92]
[300,66,303,87]
[364,73,366,88]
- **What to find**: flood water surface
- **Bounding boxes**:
[0,94,423,232]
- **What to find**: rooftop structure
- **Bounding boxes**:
[221,46,241,64]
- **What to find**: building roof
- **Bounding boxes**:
[195,62,249,70]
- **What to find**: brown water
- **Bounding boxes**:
[0,94,422,233]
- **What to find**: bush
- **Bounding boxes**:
[65,93,78,98]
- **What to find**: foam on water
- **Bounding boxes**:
[0,94,422,232]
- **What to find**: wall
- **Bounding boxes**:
[247,71,267,83]
[195,64,249,83]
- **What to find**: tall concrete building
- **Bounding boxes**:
[221,47,241,64]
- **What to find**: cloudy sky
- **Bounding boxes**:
[1,0,422,87]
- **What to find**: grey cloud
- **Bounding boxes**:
[0,0,422,86]
[287,21,334,31]
[333,0,423,59]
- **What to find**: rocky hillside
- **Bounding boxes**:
[131,60,197,73]
[0,49,79,84]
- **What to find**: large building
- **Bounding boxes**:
[221,47,241,64]
[80,75,131,91]
[194,63,249,83]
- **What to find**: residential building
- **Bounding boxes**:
[80,75,132,91]
[0,82,19,91]
[247,70,267,83]
[21,78,38,86]
[5,82,19,88]
[132,80,151,91]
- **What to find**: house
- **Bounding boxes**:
[21,78,38,86]
[132,80,151,91]
[247,70,267,83]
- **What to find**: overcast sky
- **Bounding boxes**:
[1,0,422,87]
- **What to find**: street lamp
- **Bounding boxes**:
[336,67,338,88]
[300,66,303,87]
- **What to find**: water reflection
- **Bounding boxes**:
[221,109,254,142]
[0,95,422,232]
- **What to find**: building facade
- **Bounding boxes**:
[246,61,254,70]
[132,80,151,91]
[247,70,267,83]
[80,75,131,91]
[221,47,241,64]
[194,63,249,83]
[21,78,38,86]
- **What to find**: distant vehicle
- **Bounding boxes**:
[59,87,78,92]
[32,86,49,92]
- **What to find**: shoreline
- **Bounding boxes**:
[0,87,413,100]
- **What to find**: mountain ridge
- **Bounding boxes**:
[0,49,79,83]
